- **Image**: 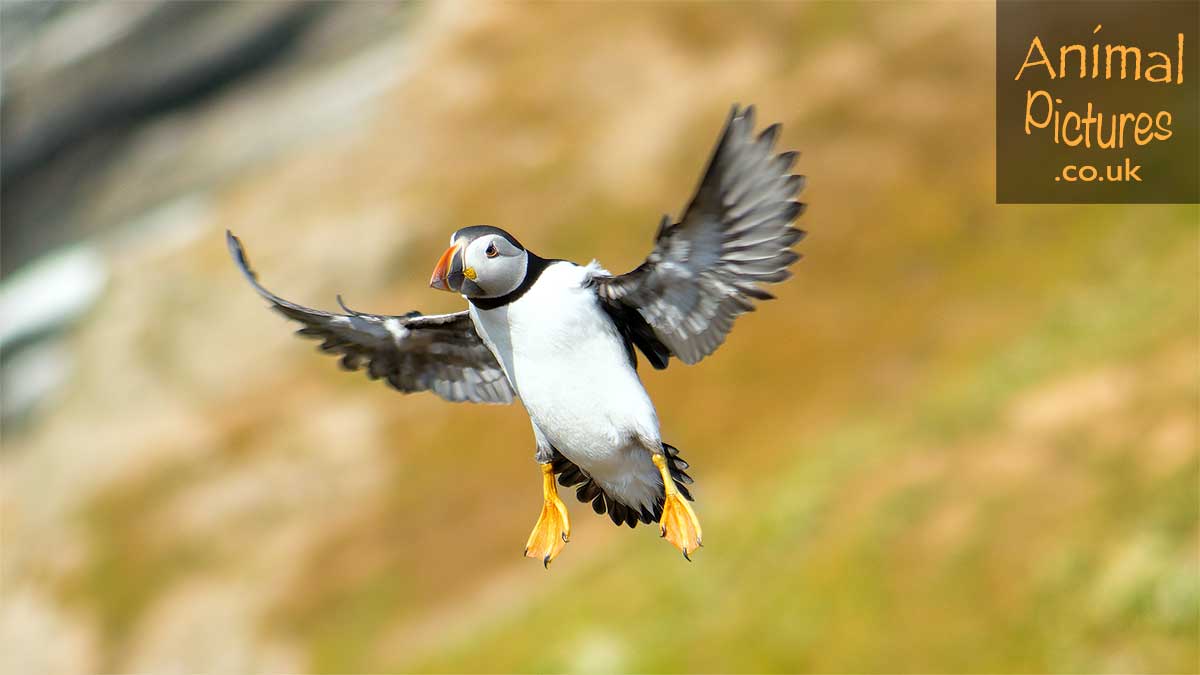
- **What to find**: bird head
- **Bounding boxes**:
[429,225,529,298]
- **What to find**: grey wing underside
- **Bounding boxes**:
[227,231,514,404]
[592,104,807,366]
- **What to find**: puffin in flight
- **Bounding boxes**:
[227,105,805,565]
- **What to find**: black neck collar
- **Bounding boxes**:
[468,253,554,311]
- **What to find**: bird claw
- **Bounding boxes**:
[658,491,702,560]
[524,495,571,567]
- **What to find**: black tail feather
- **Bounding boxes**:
[550,442,695,528]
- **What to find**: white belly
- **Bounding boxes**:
[470,262,663,511]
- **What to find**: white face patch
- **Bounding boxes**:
[463,235,528,298]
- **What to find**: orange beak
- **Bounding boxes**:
[429,241,462,292]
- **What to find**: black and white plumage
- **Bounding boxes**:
[592,106,805,366]
[229,104,805,560]
[227,233,514,404]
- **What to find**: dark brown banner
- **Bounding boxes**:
[997,0,1199,203]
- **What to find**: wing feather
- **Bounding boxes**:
[227,231,514,404]
[592,105,806,366]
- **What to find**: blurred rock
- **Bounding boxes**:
[0,0,414,276]
[0,244,106,349]
[0,246,106,427]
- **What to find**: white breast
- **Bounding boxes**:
[469,262,663,512]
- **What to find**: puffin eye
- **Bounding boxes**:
[485,243,499,258]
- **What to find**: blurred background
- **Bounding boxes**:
[1,2,1196,673]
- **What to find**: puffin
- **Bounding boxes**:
[227,105,805,565]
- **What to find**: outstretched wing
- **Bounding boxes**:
[591,105,806,366]
[227,231,514,404]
